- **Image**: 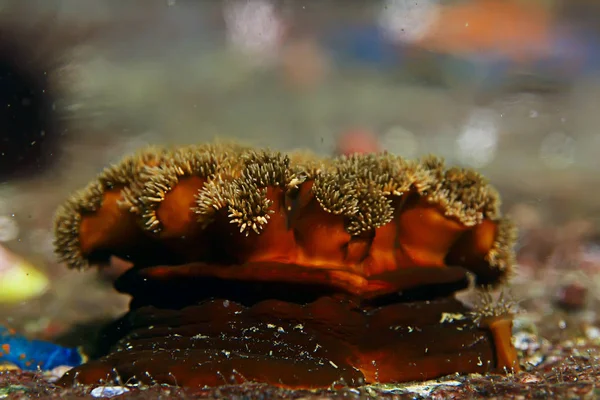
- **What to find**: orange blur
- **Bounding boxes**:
[415,0,555,64]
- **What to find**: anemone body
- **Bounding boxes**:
[53,141,520,389]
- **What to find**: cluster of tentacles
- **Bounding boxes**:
[53,141,520,389]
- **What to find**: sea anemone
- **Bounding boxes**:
[53,141,519,389]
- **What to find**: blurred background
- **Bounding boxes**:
[1,0,600,342]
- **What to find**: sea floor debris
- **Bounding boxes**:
[1,325,600,400]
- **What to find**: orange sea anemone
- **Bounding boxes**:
[53,140,519,389]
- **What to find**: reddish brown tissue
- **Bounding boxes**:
[52,141,520,389]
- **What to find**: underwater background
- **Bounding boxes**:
[1,0,600,398]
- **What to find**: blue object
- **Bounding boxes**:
[0,325,86,371]
[324,24,400,68]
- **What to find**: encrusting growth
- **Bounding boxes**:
[53,147,169,269]
[132,147,218,234]
[53,181,104,270]
[52,140,520,389]
[98,146,169,190]
[422,155,500,226]
[53,144,512,280]
[487,217,518,271]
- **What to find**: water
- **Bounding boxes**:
[0,1,599,395]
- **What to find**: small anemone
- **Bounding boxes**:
[201,140,254,178]
[486,217,518,272]
[227,179,274,236]
[116,146,172,213]
[131,148,218,233]
[469,287,518,326]
[312,173,359,216]
[52,181,104,270]
[98,146,169,190]
[346,182,394,235]
[422,156,500,226]
[419,154,446,180]
[194,151,290,236]
[240,150,293,188]
[194,176,274,236]
[193,177,234,228]
[337,153,432,196]
[312,153,429,235]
